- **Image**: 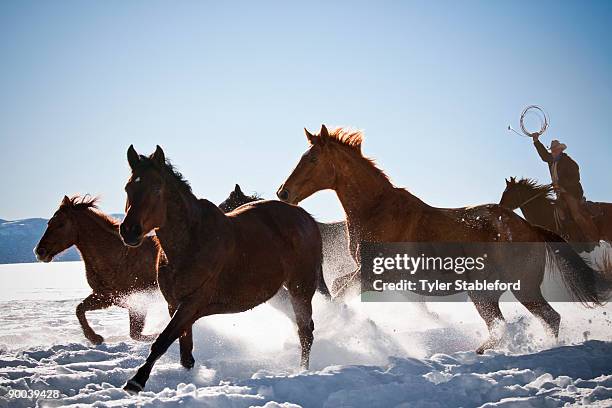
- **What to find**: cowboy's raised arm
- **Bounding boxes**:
[532,134,552,163]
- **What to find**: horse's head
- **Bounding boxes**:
[277,124,338,204]
[34,196,80,262]
[499,177,522,210]
[219,184,259,213]
[120,145,169,247]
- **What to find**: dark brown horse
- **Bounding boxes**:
[278,125,605,354]
[220,184,355,283]
[119,145,327,392]
[500,177,612,248]
[218,184,262,212]
[220,184,442,317]
[34,195,161,344]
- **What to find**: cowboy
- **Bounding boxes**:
[531,133,598,241]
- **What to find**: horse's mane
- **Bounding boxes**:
[512,177,555,201]
[61,195,100,210]
[137,155,194,198]
[326,127,393,186]
[328,127,364,149]
[60,195,120,228]
[160,159,193,195]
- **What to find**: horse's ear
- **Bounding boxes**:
[151,145,165,166]
[127,145,140,169]
[304,128,318,145]
[61,195,70,206]
[510,176,516,183]
[320,124,330,142]
[234,184,242,194]
[505,178,510,186]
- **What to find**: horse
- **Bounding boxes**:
[220,183,355,284]
[219,184,441,318]
[500,177,612,250]
[277,125,605,354]
[218,184,262,212]
[34,195,162,344]
[119,145,328,392]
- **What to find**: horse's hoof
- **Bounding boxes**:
[123,379,144,394]
[87,334,104,345]
[181,355,195,369]
[476,347,485,355]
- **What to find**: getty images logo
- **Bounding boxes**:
[372,253,487,275]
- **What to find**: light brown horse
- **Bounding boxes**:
[34,195,162,344]
[278,125,605,354]
[119,145,327,392]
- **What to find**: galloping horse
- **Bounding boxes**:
[220,183,355,283]
[119,145,327,392]
[500,177,612,248]
[277,125,605,354]
[34,195,161,344]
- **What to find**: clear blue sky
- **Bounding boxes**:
[1,1,611,221]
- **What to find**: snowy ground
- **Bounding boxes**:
[1,260,612,407]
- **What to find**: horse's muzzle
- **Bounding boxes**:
[277,188,290,202]
[120,223,143,247]
[34,246,52,263]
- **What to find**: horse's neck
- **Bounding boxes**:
[156,188,221,264]
[521,194,556,230]
[333,150,421,234]
[74,211,124,271]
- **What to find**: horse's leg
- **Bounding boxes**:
[128,309,156,342]
[167,304,195,369]
[179,326,195,369]
[76,293,113,345]
[469,291,505,354]
[124,302,199,393]
[288,293,314,369]
[513,289,560,338]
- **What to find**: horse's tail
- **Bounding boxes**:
[316,259,331,299]
[536,225,609,306]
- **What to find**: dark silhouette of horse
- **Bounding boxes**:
[500,177,612,249]
[218,184,262,212]
[119,145,328,392]
[278,125,605,354]
[34,195,162,344]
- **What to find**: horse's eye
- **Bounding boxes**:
[310,156,318,164]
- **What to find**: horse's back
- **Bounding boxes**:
[429,203,540,242]
[221,200,322,302]
[230,199,317,230]
[228,200,321,261]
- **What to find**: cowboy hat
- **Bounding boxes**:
[549,140,567,152]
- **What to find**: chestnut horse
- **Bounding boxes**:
[119,145,327,392]
[278,125,605,354]
[34,195,161,344]
[500,177,612,248]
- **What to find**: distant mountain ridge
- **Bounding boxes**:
[0,214,124,264]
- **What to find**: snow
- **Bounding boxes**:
[1,261,612,407]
